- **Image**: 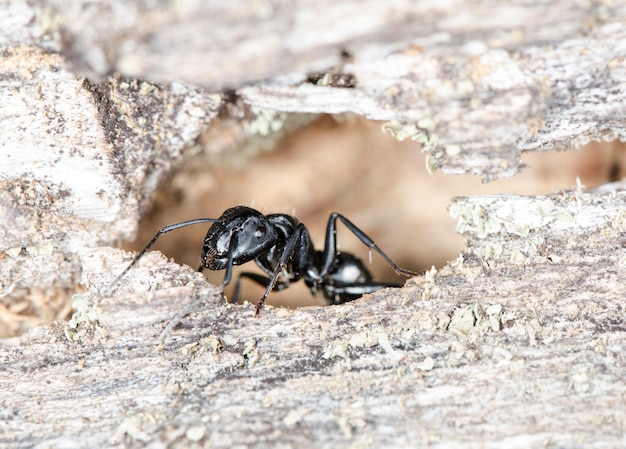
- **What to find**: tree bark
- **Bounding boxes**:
[3,183,626,448]
[1,0,626,447]
[33,0,626,179]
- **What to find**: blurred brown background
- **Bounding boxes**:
[126,115,626,308]
[4,114,623,339]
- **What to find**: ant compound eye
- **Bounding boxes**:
[255,226,266,238]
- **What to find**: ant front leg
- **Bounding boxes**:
[232,272,290,304]
[255,223,307,316]
[198,229,241,303]
[319,213,417,278]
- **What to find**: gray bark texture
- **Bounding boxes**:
[1,0,626,448]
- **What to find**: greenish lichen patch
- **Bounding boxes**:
[242,339,260,367]
[381,120,438,152]
[449,202,500,238]
[450,195,575,241]
[5,247,22,257]
[612,209,626,232]
[25,242,54,256]
[448,304,477,337]
[381,121,421,141]
[64,293,103,341]
[247,106,287,136]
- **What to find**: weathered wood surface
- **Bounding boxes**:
[2,184,626,448]
[2,0,624,275]
[33,0,626,179]
[0,4,221,296]
[1,1,626,448]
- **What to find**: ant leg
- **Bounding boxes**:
[319,213,417,278]
[232,272,290,304]
[107,218,218,292]
[322,281,401,305]
[255,224,306,316]
[196,230,240,305]
[220,230,240,287]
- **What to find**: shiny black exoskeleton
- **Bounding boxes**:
[111,206,416,315]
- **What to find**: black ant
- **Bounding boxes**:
[109,206,417,315]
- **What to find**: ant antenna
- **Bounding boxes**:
[105,218,218,294]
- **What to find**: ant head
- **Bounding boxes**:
[201,206,278,270]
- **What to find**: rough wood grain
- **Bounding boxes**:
[1,1,626,448]
[2,183,625,448]
[0,4,221,298]
[32,0,626,179]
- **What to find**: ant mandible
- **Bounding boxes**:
[109,206,417,316]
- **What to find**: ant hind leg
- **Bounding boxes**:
[320,213,418,278]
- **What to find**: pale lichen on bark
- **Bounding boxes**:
[1,0,626,448]
[2,182,625,447]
